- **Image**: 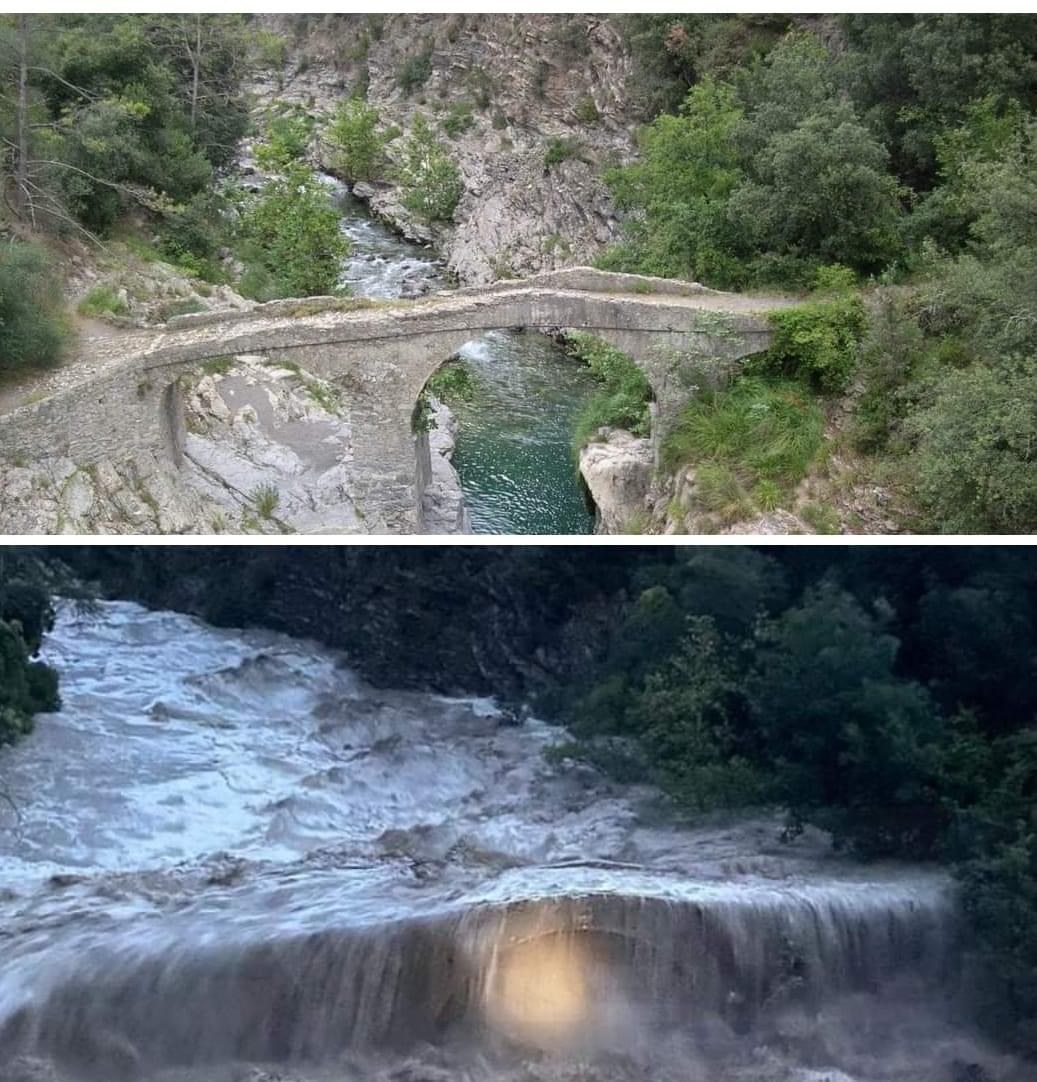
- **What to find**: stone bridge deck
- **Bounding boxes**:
[0,268,796,532]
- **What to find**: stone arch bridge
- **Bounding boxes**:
[0,269,795,532]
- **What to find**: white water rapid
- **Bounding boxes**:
[0,602,1020,1082]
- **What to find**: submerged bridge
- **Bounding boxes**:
[0,269,795,532]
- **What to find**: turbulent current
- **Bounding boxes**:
[0,603,1020,1082]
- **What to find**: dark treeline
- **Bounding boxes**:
[7,546,1037,1055]
[0,551,60,746]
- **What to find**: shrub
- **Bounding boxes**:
[158,190,231,282]
[759,287,866,394]
[398,115,463,223]
[565,333,653,451]
[575,96,601,124]
[852,293,929,453]
[324,99,388,183]
[236,162,349,298]
[0,617,59,747]
[252,29,288,70]
[441,102,475,140]
[397,44,433,95]
[0,243,69,378]
[77,283,129,319]
[907,356,1037,533]
[426,362,477,402]
[255,111,314,170]
[544,136,587,170]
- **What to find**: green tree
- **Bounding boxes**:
[0,553,60,746]
[602,77,745,285]
[748,581,947,856]
[734,32,841,157]
[398,114,463,224]
[0,241,69,379]
[236,162,349,298]
[628,617,767,810]
[254,110,314,171]
[728,103,904,280]
[843,15,1037,188]
[907,357,1037,534]
[325,98,389,183]
[0,15,250,234]
[955,731,1037,1055]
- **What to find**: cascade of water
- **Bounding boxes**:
[0,602,1006,1082]
[7,883,956,1073]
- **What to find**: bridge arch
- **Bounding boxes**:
[0,269,791,533]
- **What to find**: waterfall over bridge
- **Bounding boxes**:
[0,269,795,532]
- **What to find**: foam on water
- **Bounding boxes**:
[0,603,1020,1082]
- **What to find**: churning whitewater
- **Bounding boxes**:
[0,603,1015,1082]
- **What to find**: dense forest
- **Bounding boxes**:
[602,14,1037,533]
[1,15,1034,532]
[14,544,1029,1057]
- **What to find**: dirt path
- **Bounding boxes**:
[0,314,133,414]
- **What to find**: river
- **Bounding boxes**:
[0,601,1015,1082]
[326,179,598,535]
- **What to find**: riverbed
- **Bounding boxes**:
[326,178,598,535]
[0,601,1017,1082]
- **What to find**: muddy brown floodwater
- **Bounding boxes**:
[0,602,1026,1082]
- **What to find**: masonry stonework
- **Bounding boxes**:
[0,269,793,532]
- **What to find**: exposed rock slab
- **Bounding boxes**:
[579,428,653,534]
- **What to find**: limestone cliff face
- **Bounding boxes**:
[254,14,639,285]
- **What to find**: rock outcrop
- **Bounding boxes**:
[253,14,639,285]
[421,398,471,534]
[579,429,653,534]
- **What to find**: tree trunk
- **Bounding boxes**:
[189,14,201,133]
[12,14,31,219]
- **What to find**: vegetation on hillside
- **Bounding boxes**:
[605,15,1037,532]
[0,552,60,746]
[563,333,652,454]
[397,114,463,224]
[541,547,1037,1054]
[0,242,69,374]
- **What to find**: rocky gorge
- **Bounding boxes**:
[256,14,637,286]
